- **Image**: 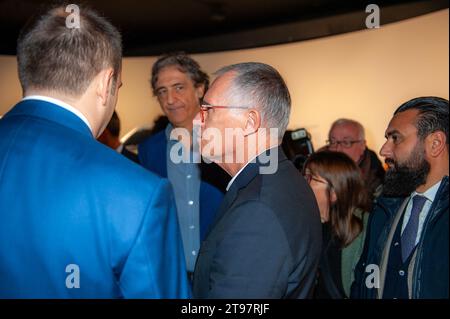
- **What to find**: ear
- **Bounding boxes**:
[426,131,447,158]
[243,109,261,136]
[96,68,115,106]
[330,188,338,204]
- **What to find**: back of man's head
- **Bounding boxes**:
[394,96,449,147]
[17,4,122,98]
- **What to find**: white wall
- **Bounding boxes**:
[1,9,448,155]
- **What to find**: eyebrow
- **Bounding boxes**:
[385,129,401,138]
[155,82,185,92]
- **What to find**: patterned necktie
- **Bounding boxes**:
[401,195,427,262]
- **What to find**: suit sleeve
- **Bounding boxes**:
[118,179,191,298]
[207,201,293,298]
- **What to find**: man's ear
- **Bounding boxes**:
[244,109,261,136]
[426,131,447,158]
[96,68,115,106]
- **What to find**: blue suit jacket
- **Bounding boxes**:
[0,100,190,298]
[138,130,223,241]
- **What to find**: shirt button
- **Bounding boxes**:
[187,174,192,179]
[399,270,405,276]
[188,200,194,205]
[192,250,197,256]
[394,242,399,247]
[189,225,195,230]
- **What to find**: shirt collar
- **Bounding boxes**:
[165,122,173,140]
[22,95,92,132]
[412,179,442,203]
[225,148,272,191]
[226,160,252,192]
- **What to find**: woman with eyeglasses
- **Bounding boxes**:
[302,151,371,299]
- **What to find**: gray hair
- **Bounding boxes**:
[330,118,365,140]
[151,52,209,96]
[215,62,291,139]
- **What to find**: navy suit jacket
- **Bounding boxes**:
[193,148,322,298]
[138,130,224,241]
[0,99,190,298]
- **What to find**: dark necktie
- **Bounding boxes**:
[401,195,427,262]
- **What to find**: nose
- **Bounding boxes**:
[335,143,343,152]
[379,140,391,159]
[166,89,175,105]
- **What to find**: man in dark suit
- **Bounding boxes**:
[97,111,139,163]
[193,62,322,298]
[0,4,189,298]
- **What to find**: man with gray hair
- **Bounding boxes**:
[327,118,385,198]
[193,62,322,298]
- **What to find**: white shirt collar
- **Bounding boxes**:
[226,160,252,192]
[22,95,92,132]
[412,179,442,203]
[225,148,272,191]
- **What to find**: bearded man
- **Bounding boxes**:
[351,97,449,299]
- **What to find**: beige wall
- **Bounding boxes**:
[1,9,448,155]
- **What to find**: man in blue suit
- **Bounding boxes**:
[0,4,190,298]
[138,53,229,280]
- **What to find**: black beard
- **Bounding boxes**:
[382,145,430,197]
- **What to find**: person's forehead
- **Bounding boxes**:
[155,65,192,87]
[204,72,235,104]
[330,123,359,138]
[386,109,419,135]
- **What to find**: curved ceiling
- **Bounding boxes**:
[0,0,447,56]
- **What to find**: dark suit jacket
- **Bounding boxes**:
[193,147,322,298]
[0,99,190,298]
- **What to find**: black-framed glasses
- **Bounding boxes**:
[200,104,249,123]
[326,139,363,149]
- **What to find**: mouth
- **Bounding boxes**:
[166,105,184,112]
[385,159,395,169]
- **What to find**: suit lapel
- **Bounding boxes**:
[203,182,240,239]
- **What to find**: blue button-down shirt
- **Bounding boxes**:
[165,125,201,272]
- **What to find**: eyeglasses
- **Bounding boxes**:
[200,104,249,123]
[303,173,328,185]
[326,139,363,149]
